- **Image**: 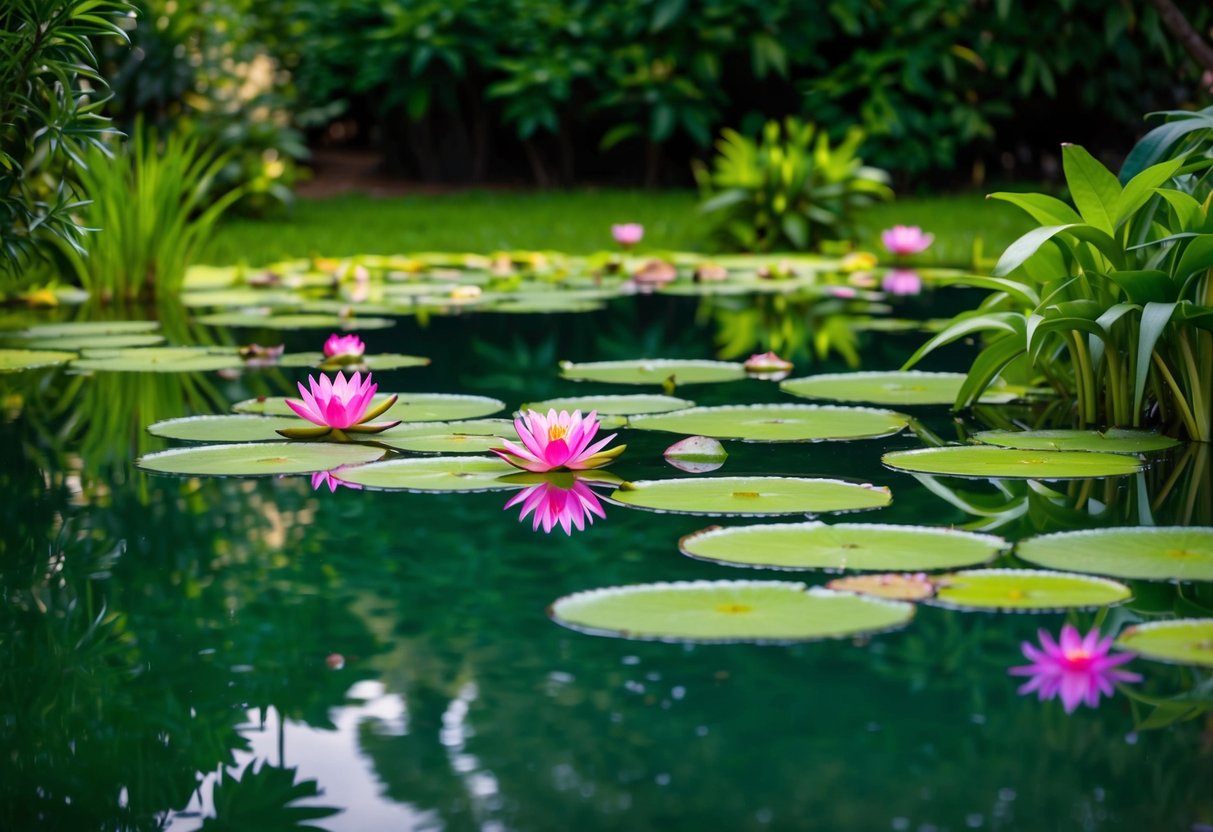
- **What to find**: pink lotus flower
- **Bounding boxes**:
[1009,624,1141,713]
[492,409,625,472]
[612,223,644,247]
[311,467,363,492]
[323,333,366,360]
[278,371,400,439]
[881,225,934,256]
[504,478,607,535]
[743,351,793,374]
[881,268,923,296]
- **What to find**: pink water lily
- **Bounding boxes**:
[612,223,644,247]
[492,409,625,472]
[744,351,793,374]
[881,225,934,255]
[505,478,607,535]
[278,371,400,439]
[311,467,363,492]
[881,268,923,296]
[323,333,366,360]
[1009,624,1141,713]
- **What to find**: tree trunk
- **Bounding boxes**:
[1148,0,1213,73]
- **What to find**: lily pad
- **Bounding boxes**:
[334,455,518,492]
[234,392,505,422]
[16,333,165,350]
[0,348,78,372]
[147,414,309,442]
[679,522,1005,572]
[608,476,891,516]
[181,289,302,308]
[377,420,519,453]
[1016,527,1213,582]
[137,442,383,477]
[1115,619,1213,668]
[549,581,915,643]
[972,429,1179,454]
[559,359,746,386]
[19,320,160,338]
[882,447,1143,479]
[780,371,1018,406]
[629,404,908,442]
[520,394,695,416]
[71,347,247,373]
[195,312,396,330]
[277,352,432,370]
[664,436,728,473]
[929,568,1131,612]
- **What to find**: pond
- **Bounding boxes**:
[2,262,1211,831]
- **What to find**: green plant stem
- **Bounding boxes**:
[1177,334,1208,441]
[1070,332,1097,425]
[1152,352,1200,439]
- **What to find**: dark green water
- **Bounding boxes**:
[2,295,1211,831]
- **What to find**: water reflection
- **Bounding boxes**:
[503,473,609,536]
[1009,625,1141,713]
[881,268,923,296]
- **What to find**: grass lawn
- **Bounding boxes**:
[204,189,1036,269]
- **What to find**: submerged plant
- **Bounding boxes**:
[278,372,399,440]
[504,477,607,535]
[1009,624,1140,713]
[492,409,624,472]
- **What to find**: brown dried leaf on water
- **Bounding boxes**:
[828,572,938,602]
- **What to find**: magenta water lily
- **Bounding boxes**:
[505,478,607,535]
[1009,624,1140,713]
[492,409,625,472]
[881,225,934,256]
[881,269,923,296]
[322,332,366,366]
[278,371,400,440]
[612,223,644,247]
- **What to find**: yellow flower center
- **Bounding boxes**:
[548,425,568,441]
[1063,649,1092,662]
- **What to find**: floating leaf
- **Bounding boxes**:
[680,522,1005,571]
[195,312,396,330]
[334,455,518,492]
[549,581,915,643]
[780,370,1018,405]
[137,442,383,477]
[521,394,695,416]
[1016,527,1213,582]
[882,447,1142,479]
[17,333,165,350]
[181,289,303,308]
[19,321,160,338]
[0,348,78,372]
[827,573,938,601]
[630,404,908,442]
[929,568,1131,612]
[1115,619,1213,668]
[664,436,728,473]
[559,359,746,386]
[277,352,431,370]
[972,428,1179,454]
[377,419,519,453]
[71,347,247,373]
[234,392,504,422]
[608,476,891,516]
[147,414,308,442]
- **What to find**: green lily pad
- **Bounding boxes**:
[1016,527,1213,582]
[929,568,1131,612]
[559,359,746,386]
[71,347,247,373]
[0,348,78,372]
[277,352,431,370]
[680,522,1005,572]
[137,442,383,477]
[629,404,908,442]
[234,392,505,422]
[520,394,695,416]
[18,333,165,350]
[780,371,1018,406]
[972,429,1179,454]
[549,581,915,643]
[147,414,310,442]
[1115,619,1213,668]
[19,320,160,338]
[485,297,605,314]
[377,420,519,453]
[882,447,1143,479]
[195,312,396,330]
[181,289,303,308]
[335,455,518,492]
[608,476,892,516]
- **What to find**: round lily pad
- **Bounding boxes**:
[137,442,383,477]
[486,297,605,314]
[195,312,396,330]
[18,333,165,350]
[0,348,78,372]
[71,347,247,373]
[780,371,1018,406]
[929,568,1131,612]
[549,581,915,643]
[335,455,518,492]
[680,522,1005,572]
[276,352,431,370]
[1115,619,1213,668]
[971,429,1179,454]
[608,476,892,516]
[559,359,746,386]
[882,447,1143,479]
[520,394,695,416]
[378,421,518,454]
[181,289,302,308]
[19,321,160,338]
[1016,527,1213,582]
[629,404,908,442]
[147,414,310,442]
[234,392,505,422]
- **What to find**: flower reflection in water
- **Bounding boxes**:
[311,467,363,493]
[1009,624,1141,713]
[504,474,609,536]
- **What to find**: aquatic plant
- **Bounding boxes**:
[1009,624,1140,713]
[311,468,363,493]
[881,269,923,296]
[743,352,793,374]
[322,333,366,364]
[881,226,934,256]
[492,409,624,472]
[611,223,644,247]
[279,372,400,439]
[504,477,607,535]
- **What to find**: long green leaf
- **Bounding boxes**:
[994,224,1125,276]
[1113,157,1184,228]
[1062,144,1121,234]
[955,334,1026,410]
[1135,302,1177,414]
[1119,111,1213,183]
[988,192,1081,226]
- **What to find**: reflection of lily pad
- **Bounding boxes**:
[137,442,383,477]
[559,359,746,386]
[520,394,695,416]
[629,404,907,442]
[0,348,78,372]
[335,455,518,492]
[609,476,891,516]
[549,581,915,643]
[680,522,1004,571]
[19,320,160,338]
[972,429,1179,454]
[71,347,247,373]
[1115,619,1213,667]
[929,569,1131,612]
[1016,527,1213,582]
[235,392,505,422]
[882,447,1142,479]
[148,414,309,442]
[781,371,1018,405]
[195,312,396,330]
[277,352,431,370]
